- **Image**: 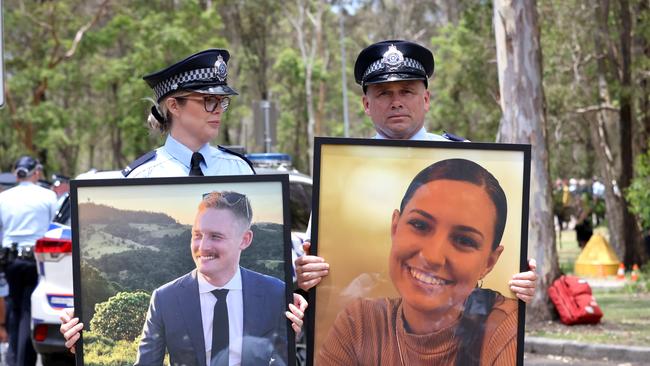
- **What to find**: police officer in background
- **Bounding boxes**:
[295,40,538,303]
[0,156,58,366]
[121,48,255,178]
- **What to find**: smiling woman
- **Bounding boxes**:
[318,158,518,366]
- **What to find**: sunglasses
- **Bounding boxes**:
[176,95,231,113]
[202,191,251,220]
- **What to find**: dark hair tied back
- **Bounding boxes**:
[399,159,508,250]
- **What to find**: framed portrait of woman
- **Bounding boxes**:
[308,137,531,366]
[70,175,295,366]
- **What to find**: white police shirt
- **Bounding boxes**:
[0,181,58,248]
[126,135,253,178]
[372,127,469,142]
[372,126,449,141]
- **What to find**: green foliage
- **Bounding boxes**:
[429,1,500,142]
[626,146,650,230]
[82,331,140,366]
[0,0,227,174]
[90,291,151,342]
[1,0,648,185]
[80,263,121,327]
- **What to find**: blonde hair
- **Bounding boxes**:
[146,90,194,134]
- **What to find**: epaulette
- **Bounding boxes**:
[122,150,157,177]
[442,131,468,142]
[218,146,256,174]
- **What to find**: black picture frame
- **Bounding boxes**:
[70,174,295,366]
[308,137,531,366]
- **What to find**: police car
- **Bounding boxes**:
[31,204,74,365]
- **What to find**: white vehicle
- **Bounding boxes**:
[31,213,74,365]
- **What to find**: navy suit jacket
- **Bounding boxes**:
[135,267,288,366]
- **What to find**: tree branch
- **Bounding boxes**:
[575,105,619,114]
[64,0,111,60]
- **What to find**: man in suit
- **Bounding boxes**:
[136,191,288,366]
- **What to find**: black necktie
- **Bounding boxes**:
[211,289,229,365]
[190,152,205,176]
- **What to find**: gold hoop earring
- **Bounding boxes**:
[478,279,483,288]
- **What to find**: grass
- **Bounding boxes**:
[526,227,650,347]
[527,290,650,346]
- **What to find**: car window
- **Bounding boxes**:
[54,194,71,225]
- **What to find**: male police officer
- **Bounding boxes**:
[357,39,464,142]
[0,156,58,366]
[295,40,538,303]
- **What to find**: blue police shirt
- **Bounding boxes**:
[0,181,58,248]
[126,135,253,178]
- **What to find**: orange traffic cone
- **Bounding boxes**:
[631,264,640,282]
[617,263,626,280]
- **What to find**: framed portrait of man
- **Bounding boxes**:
[70,175,295,366]
[308,137,531,366]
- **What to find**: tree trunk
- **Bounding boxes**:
[617,0,644,265]
[493,0,560,321]
[590,0,645,264]
[288,0,325,175]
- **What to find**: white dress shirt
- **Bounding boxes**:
[0,181,57,248]
[198,268,244,366]
[128,135,253,178]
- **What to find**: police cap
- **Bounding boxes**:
[143,49,238,102]
[354,40,434,89]
[51,174,70,186]
[14,156,42,178]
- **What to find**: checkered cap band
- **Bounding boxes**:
[152,67,226,100]
[362,57,425,81]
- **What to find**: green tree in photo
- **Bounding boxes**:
[90,291,151,342]
[80,263,121,324]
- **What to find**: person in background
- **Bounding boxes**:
[0,156,58,366]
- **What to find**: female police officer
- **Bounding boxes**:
[60,49,307,356]
[121,48,254,178]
